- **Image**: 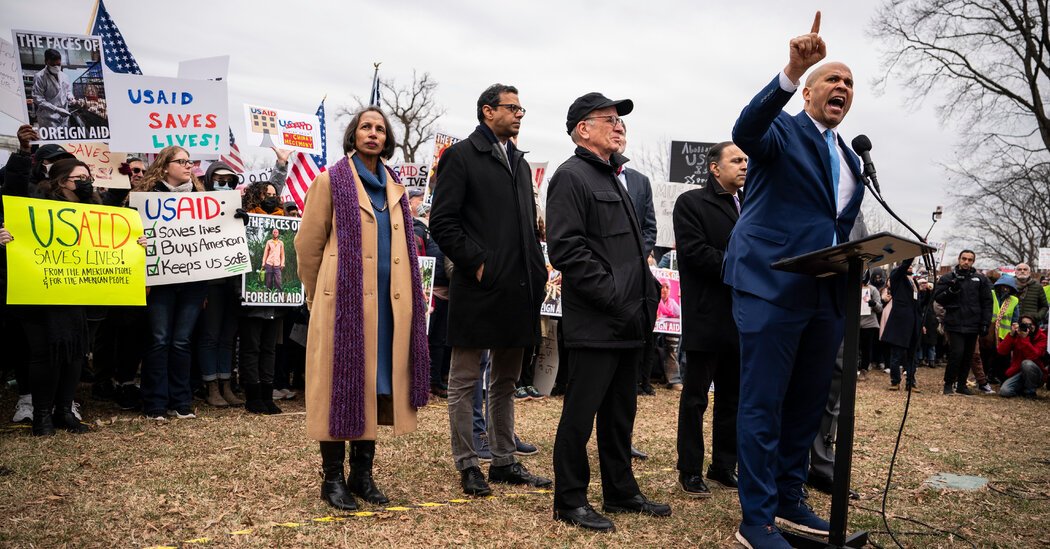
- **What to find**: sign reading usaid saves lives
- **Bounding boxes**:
[128,190,250,286]
[105,72,229,155]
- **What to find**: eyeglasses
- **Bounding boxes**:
[496,104,526,115]
[584,115,624,127]
[131,167,145,174]
[168,159,194,167]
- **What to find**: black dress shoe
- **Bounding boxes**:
[553,504,615,532]
[630,445,648,460]
[489,462,552,487]
[637,384,656,396]
[602,494,671,517]
[706,468,739,491]
[806,473,859,500]
[678,473,711,498]
[320,472,358,511]
[460,465,492,496]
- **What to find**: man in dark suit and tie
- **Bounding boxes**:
[673,141,746,498]
[723,13,865,549]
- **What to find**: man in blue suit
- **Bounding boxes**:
[724,13,865,549]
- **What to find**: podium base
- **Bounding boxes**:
[781,530,869,548]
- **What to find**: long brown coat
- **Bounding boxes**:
[295,154,418,441]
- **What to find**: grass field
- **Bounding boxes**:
[2,365,1049,548]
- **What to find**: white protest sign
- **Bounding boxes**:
[391,163,428,194]
[105,72,229,156]
[63,142,129,189]
[177,55,230,81]
[653,181,694,248]
[529,161,548,189]
[0,37,28,123]
[242,103,321,154]
[129,190,250,286]
[1039,248,1050,270]
[532,319,560,396]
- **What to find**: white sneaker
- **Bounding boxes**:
[280,388,297,400]
[71,401,83,421]
[12,395,32,423]
[167,409,197,419]
[978,383,995,394]
[146,414,169,422]
[272,389,285,400]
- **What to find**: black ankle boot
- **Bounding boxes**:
[244,384,268,415]
[53,408,88,434]
[32,410,55,437]
[349,440,389,504]
[319,441,357,511]
[259,382,282,415]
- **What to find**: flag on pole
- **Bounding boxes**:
[222,129,245,173]
[285,100,327,211]
[90,0,141,74]
[369,62,382,107]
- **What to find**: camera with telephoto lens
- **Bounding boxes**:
[1018,322,1033,335]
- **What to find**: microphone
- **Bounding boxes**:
[850,134,880,195]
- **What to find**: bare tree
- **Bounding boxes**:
[871,0,1050,265]
[630,138,671,182]
[336,70,445,163]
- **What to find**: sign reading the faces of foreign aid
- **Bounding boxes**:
[12,30,110,142]
[3,196,145,305]
[242,213,302,306]
[128,190,250,286]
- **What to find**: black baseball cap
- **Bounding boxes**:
[34,144,75,163]
[565,92,633,134]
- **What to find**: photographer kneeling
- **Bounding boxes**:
[996,314,1047,398]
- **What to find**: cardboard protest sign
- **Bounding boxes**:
[105,72,229,156]
[651,267,681,335]
[3,195,145,305]
[242,213,302,306]
[668,140,716,184]
[540,242,562,317]
[419,256,436,332]
[392,163,428,196]
[12,30,109,142]
[62,142,129,189]
[243,104,321,154]
[128,190,250,286]
[653,181,693,248]
[0,37,28,123]
[177,56,229,81]
[532,319,559,396]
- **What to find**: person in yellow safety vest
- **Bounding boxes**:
[992,277,1020,340]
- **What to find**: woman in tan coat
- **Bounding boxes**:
[295,107,430,511]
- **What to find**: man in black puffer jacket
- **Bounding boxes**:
[934,249,992,395]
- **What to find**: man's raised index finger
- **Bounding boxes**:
[811,11,821,34]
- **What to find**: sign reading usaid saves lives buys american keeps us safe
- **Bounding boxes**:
[3,196,145,305]
[128,190,250,286]
[105,72,229,155]
[242,103,322,155]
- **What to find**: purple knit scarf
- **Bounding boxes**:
[328,156,430,439]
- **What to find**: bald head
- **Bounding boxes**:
[802,61,854,128]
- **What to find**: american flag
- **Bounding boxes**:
[90,0,141,74]
[90,0,241,170]
[285,100,327,211]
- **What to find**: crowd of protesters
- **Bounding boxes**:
[2,83,1048,542]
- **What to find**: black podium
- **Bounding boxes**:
[771,232,935,549]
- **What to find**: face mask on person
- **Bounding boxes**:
[74,178,95,202]
[213,182,233,191]
[47,65,60,75]
[261,197,279,213]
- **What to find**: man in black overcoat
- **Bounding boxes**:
[672,141,746,497]
[430,84,550,496]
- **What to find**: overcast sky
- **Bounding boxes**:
[4,0,967,255]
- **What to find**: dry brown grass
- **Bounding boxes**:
[2,365,1049,548]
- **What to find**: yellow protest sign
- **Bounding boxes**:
[3,195,146,305]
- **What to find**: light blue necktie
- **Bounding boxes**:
[826,129,840,245]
